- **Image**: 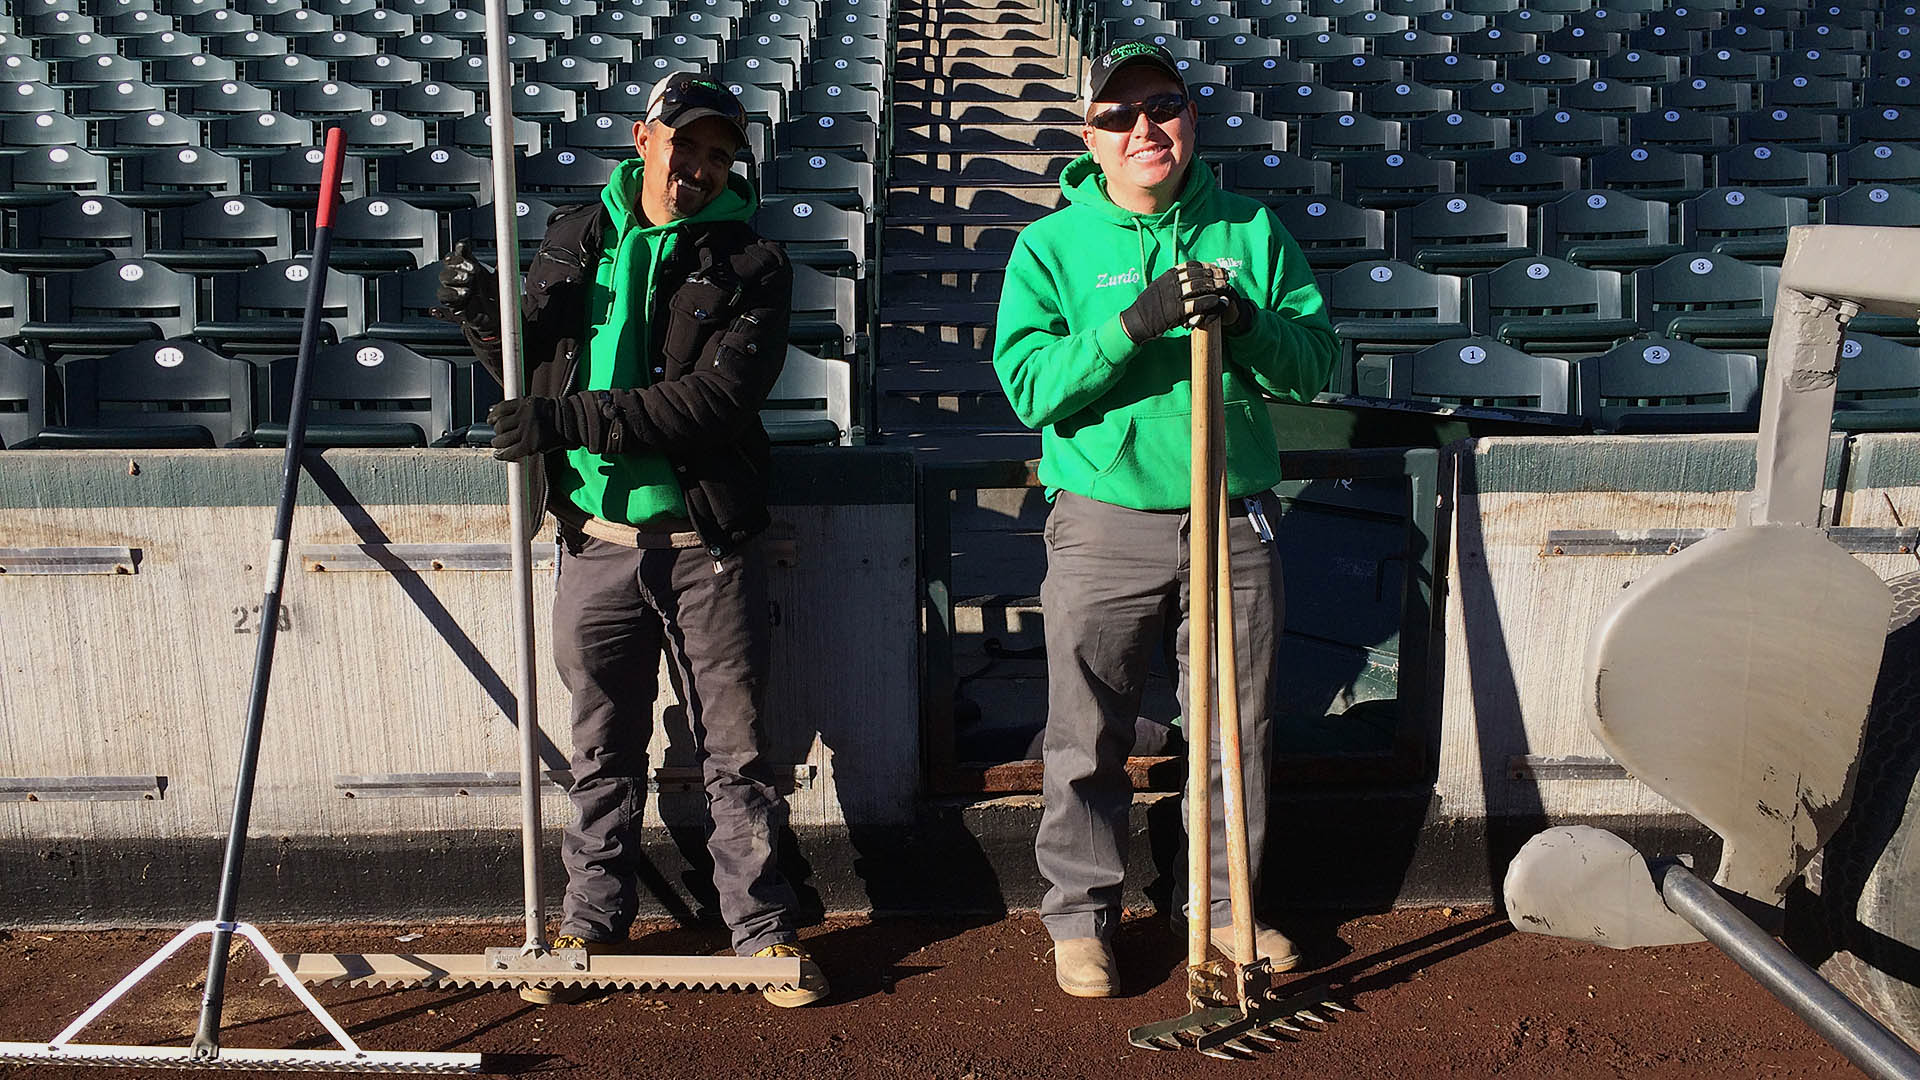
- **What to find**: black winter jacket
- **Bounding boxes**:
[462,199,793,557]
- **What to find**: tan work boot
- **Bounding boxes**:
[519,934,616,1005]
[1053,937,1119,998]
[755,942,829,1007]
[1208,922,1300,972]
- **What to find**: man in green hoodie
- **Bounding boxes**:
[437,73,826,1008]
[992,41,1339,998]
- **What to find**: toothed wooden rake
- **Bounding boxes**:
[1123,320,1347,1061]
[0,129,481,1074]
[271,0,803,1001]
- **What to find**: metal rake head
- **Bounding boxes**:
[1126,990,1350,1059]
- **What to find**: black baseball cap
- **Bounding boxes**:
[645,72,749,146]
[1082,40,1187,108]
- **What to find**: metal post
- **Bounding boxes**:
[1743,285,1849,529]
[478,0,544,953]
[1655,863,1920,1080]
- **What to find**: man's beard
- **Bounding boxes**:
[662,174,716,218]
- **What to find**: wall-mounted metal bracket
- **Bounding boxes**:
[334,765,818,799]
[1508,756,1632,781]
[1542,527,1917,557]
[0,776,166,801]
[301,544,554,573]
[0,548,139,575]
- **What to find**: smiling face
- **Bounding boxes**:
[1082,64,1197,215]
[632,115,739,224]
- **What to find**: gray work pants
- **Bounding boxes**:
[551,532,798,957]
[1036,491,1280,943]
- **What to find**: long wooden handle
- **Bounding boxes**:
[1186,319,1222,979]
[1216,477,1257,990]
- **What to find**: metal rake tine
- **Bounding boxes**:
[1199,1043,1251,1061]
[1269,1017,1306,1033]
[1294,1009,1328,1025]
[1244,1024,1288,1044]
[1320,1000,1350,1013]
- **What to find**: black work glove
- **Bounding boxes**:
[1118,261,1236,343]
[436,239,500,339]
[488,396,583,461]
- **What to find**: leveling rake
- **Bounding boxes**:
[1124,319,1345,1061]
[271,0,801,1000]
[0,130,484,1073]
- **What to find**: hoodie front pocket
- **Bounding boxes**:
[660,281,732,371]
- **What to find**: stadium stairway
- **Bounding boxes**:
[878,0,1066,463]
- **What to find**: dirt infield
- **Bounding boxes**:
[0,907,1868,1079]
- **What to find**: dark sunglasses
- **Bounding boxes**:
[1087,92,1190,132]
[655,78,748,130]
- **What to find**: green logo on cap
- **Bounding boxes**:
[1106,41,1159,61]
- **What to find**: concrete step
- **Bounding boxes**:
[880,385,1021,428]
[880,299,1001,325]
[896,36,1057,58]
[887,183,1061,211]
[892,124,1083,152]
[901,8,1046,25]
[869,425,1041,468]
[889,155,1069,186]
[884,218,1030,250]
[891,148,1074,175]
[894,100,1082,124]
[893,57,1073,83]
[882,272,1005,308]
[888,188,1056,218]
[876,321,997,360]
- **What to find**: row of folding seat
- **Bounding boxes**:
[1098,6,1920,43]
[1083,0,1916,32]
[6,0,885,37]
[0,334,856,449]
[1183,75,1920,118]
[1345,332,1920,433]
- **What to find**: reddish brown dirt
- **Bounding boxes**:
[0,908,1867,1079]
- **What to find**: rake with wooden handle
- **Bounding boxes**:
[1126,319,1342,1059]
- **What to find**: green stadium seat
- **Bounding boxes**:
[258,336,456,447]
[1832,333,1920,431]
[1320,258,1469,382]
[1457,78,1546,117]
[32,338,254,448]
[1560,77,1654,115]
[1633,251,1779,351]
[0,194,141,271]
[0,342,49,449]
[1355,337,1573,414]
[1359,79,1454,121]
[1408,108,1510,158]
[1714,143,1837,200]
[20,258,199,359]
[1298,111,1403,158]
[1268,195,1392,268]
[316,196,442,274]
[0,267,25,342]
[1518,107,1623,157]
[1678,186,1809,264]
[1393,192,1530,274]
[151,194,294,270]
[0,146,112,209]
[1574,337,1760,433]
[1259,80,1354,121]
[1460,147,1581,205]
[1337,149,1453,208]
[1541,188,1679,270]
[1588,144,1707,201]
[762,345,852,445]
[1467,256,1637,353]
[375,144,495,209]
[1823,183,1920,228]
[198,256,368,355]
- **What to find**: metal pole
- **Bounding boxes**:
[1185,321,1220,988]
[478,0,544,953]
[191,127,347,1060]
[1655,863,1920,1080]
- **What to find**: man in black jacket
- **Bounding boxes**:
[438,73,826,1008]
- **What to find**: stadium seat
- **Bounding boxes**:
[1457,79,1547,118]
[281,80,378,119]
[1466,256,1637,354]
[2,111,89,148]
[753,196,868,278]
[151,194,295,270]
[1319,258,1469,382]
[1766,74,1858,112]
[0,342,48,449]
[1355,80,1451,121]
[31,338,254,447]
[510,82,580,125]
[346,53,427,90]
[197,256,367,355]
[1831,333,1920,431]
[777,114,881,163]
[1714,143,1836,200]
[1632,252,1779,351]
[1354,337,1573,413]
[1740,107,1843,151]
[1588,144,1707,201]
[319,196,442,274]
[302,30,382,63]
[449,112,540,156]
[0,194,143,271]
[152,53,242,87]
[1186,81,1258,115]
[555,113,642,155]
[1598,48,1684,85]
[1317,53,1406,90]
[385,79,475,121]
[257,336,456,447]
[788,261,860,360]
[1573,336,1761,433]
[1393,193,1530,274]
[211,109,316,155]
[1460,147,1581,205]
[19,257,199,359]
[1677,186,1809,264]
[367,263,465,354]
[0,145,112,208]
[466,197,561,269]
[1823,183,1920,228]
[1413,52,1499,87]
[515,147,618,199]
[1337,149,1453,208]
[1230,55,1315,90]
[1630,107,1732,152]
[1660,75,1755,114]
[0,268,25,342]
[246,144,369,209]
[73,79,171,118]
[1408,108,1510,157]
[375,145,494,209]
[559,31,636,62]
[1268,195,1391,268]
[1298,111,1403,158]
[1689,49,1768,82]
[1226,148,1335,200]
[1195,111,1287,161]
[765,150,877,213]
[1560,77,1653,115]
[1540,188,1678,270]
[1518,107,1621,157]
[762,345,852,445]
[179,79,276,118]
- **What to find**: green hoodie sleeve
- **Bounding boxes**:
[992,234,1139,430]
[1225,214,1339,403]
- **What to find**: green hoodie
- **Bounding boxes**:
[557,157,756,527]
[992,154,1338,510]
